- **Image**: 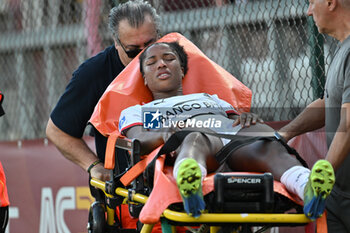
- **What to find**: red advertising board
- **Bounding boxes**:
[0,137,95,233]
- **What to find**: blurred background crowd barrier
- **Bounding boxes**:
[0,0,338,141]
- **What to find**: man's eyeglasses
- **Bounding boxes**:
[117,38,144,58]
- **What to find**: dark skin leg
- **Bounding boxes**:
[174,132,221,173]
[226,123,302,180]
[171,123,302,181]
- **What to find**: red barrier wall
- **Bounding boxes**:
[0,137,95,233]
[0,127,327,233]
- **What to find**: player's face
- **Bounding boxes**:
[142,43,184,96]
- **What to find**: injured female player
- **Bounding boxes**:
[118,41,335,220]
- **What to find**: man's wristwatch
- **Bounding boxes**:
[274,131,287,144]
[87,160,101,174]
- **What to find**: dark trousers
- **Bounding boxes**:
[0,206,8,233]
[326,191,350,233]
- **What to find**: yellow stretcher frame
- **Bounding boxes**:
[90,178,312,233]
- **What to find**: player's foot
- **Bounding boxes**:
[176,158,205,218]
[303,160,335,220]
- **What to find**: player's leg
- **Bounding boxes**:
[173,132,222,217]
[226,123,334,219]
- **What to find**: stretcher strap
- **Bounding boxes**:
[215,132,308,168]
[119,130,208,186]
[146,129,307,171]
[119,128,307,187]
[120,146,161,186]
[215,135,274,165]
[105,131,122,170]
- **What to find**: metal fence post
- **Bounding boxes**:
[307,16,325,100]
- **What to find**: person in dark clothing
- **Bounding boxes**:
[46,0,161,181]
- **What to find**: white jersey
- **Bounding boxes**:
[119,93,238,134]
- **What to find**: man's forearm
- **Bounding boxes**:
[326,103,350,171]
[279,98,325,141]
[326,130,350,171]
[46,118,98,171]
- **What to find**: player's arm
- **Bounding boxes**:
[124,125,174,155]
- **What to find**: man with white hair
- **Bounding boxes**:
[279,0,350,231]
[46,1,161,181]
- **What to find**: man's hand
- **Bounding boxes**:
[89,163,111,181]
[231,112,264,128]
[277,98,325,142]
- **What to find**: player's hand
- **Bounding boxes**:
[90,163,111,181]
[232,112,264,128]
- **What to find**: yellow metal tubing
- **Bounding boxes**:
[115,187,149,204]
[140,224,154,233]
[90,178,105,190]
[90,178,149,204]
[106,206,115,225]
[162,209,312,224]
[90,178,114,198]
[210,226,220,233]
[90,178,311,225]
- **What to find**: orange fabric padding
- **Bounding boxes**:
[118,204,139,229]
[89,32,252,138]
[118,204,163,233]
[316,212,328,233]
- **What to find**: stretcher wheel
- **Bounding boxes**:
[87,201,106,233]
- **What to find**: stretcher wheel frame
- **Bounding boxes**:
[88,137,146,232]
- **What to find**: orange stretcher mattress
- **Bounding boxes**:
[89,32,252,137]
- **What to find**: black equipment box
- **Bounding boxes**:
[214,173,274,213]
